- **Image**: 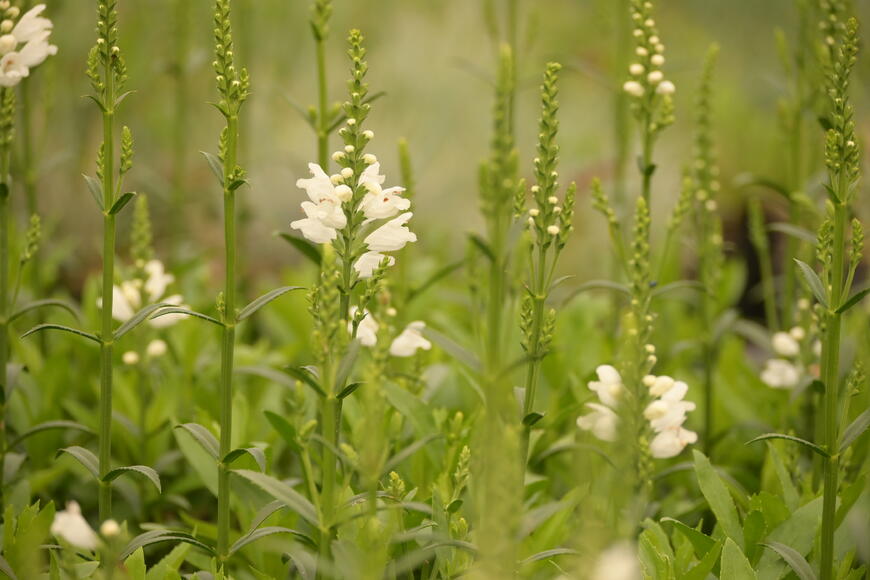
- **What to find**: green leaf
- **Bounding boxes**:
[518,548,580,565]
[237,286,303,322]
[84,94,107,113]
[150,307,222,327]
[21,324,100,345]
[836,287,870,314]
[174,423,219,459]
[683,541,723,580]
[468,233,495,261]
[283,366,325,398]
[733,172,791,199]
[421,327,481,372]
[8,421,94,449]
[523,412,545,427]
[56,446,99,479]
[83,174,104,210]
[0,555,18,580]
[721,538,757,580]
[337,382,363,400]
[661,517,715,559]
[334,340,360,391]
[223,447,266,472]
[233,469,319,526]
[746,433,829,458]
[693,450,743,548]
[761,542,816,580]
[840,408,870,452]
[229,526,315,555]
[264,411,302,453]
[9,300,80,324]
[767,222,816,243]
[407,260,465,303]
[201,151,224,185]
[651,280,707,299]
[756,497,822,579]
[114,302,172,340]
[114,90,135,107]
[383,434,443,475]
[124,548,146,580]
[326,90,387,132]
[103,465,162,493]
[557,280,631,307]
[278,232,321,266]
[109,191,137,215]
[765,442,799,511]
[228,178,248,192]
[794,259,829,309]
[121,530,214,560]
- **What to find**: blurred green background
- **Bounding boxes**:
[21,0,870,292]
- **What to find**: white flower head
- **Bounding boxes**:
[771,331,800,357]
[51,501,99,550]
[105,260,188,328]
[577,402,619,442]
[650,426,698,458]
[623,80,644,97]
[364,212,417,252]
[587,364,624,408]
[389,321,432,357]
[349,307,379,347]
[12,5,53,45]
[656,80,675,95]
[761,358,800,389]
[591,542,641,580]
[354,251,395,279]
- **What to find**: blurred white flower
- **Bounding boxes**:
[0,5,56,87]
[591,541,641,580]
[122,351,139,365]
[291,162,350,243]
[623,80,644,97]
[349,307,378,347]
[353,251,395,279]
[100,519,120,538]
[51,501,98,550]
[146,339,168,358]
[771,331,800,357]
[12,5,53,45]
[650,426,698,458]
[577,403,618,442]
[389,321,431,357]
[656,80,675,95]
[587,364,624,408]
[364,212,417,252]
[106,260,187,328]
[760,358,800,389]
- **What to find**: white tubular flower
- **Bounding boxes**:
[12,4,53,44]
[359,185,410,221]
[587,364,624,408]
[389,321,432,357]
[353,251,395,279]
[577,402,619,442]
[106,261,188,328]
[647,374,675,397]
[364,212,417,252]
[760,358,800,389]
[111,281,140,321]
[297,162,344,205]
[51,501,99,550]
[650,426,698,459]
[771,331,800,357]
[146,339,168,358]
[623,80,644,97]
[591,542,641,580]
[290,198,347,244]
[349,307,378,347]
[358,161,387,191]
[143,260,174,302]
[644,398,695,431]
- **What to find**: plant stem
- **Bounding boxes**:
[217,113,239,562]
[819,199,846,580]
[0,91,11,509]
[98,62,117,522]
[520,245,548,463]
[316,32,329,169]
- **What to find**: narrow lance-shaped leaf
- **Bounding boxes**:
[9,299,80,323]
[840,408,870,452]
[103,465,162,493]
[201,151,224,185]
[174,423,220,459]
[83,174,104,210]
[223,447,266,472]
[56,446,100,479]
[836,287,870,314]
[109,191,137,215]
[692,450,743,548]
[121,530,215,559]
[746,433,829,458]
[230,526,316,555]
[150,307,223,327]
[9,421,94,449]
[21,324,101,345]
[278,232,322,266]
[761,542,817,580]
[237,286,303,322]
[114,302,172,340]
[794,259,829,309]
[233,469,319,526]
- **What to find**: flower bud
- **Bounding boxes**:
[334,184,353,202]
[529,208,540,217]
[100,519,121,537]
[647,70,663,84]
[331,151,345,162]
[122,351,140,365]
[629,63,645,75]
[146,340,167,358]
[0,33,14,53]
[651,54,665,66]
[363,153,377,165]
[363,129,374,139]
[547,225,560,235]
[623,81,644,97]
[656,81,675,95]
[341,167,353,179]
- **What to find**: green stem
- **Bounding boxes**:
[819,200,847,580]
[640,114,654,207]
[0,126,10,511]
[316,33,329,169]
[216,114,239,563]
[520,245,548,464]
[98,65,117,522]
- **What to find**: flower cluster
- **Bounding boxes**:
[0,3,56,87]
[109,260,187,328]
[622,0,674,99]
[577,362,697,458]
[347,307,432,357]
[760,325,819,389]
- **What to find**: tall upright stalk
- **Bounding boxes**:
[816,17,860,580]
[311,0,333,169]
[210,0,250,562]
[0,88,13,510]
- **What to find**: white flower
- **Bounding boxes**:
[105,260,188,328]
[623,80,644,97]
[577,403,619,442]
[651,54,665,66]
[364,212,417,252]
[656,80,675,95]
[389,321,432,357]
[0,4,56,87]
[646,374,675,397]
[647,70,663,84]
[146,339,168,358]
[772,331,800,357]
[358,161,386,191]
[591,542,641,580]
[587,365,624,408]
[354,251,395,279]
[297,162,344,205]
[359,185,410,221]
[12,5,53,45]
[629,63,644,75]
[349,307,378,347]
[761,358,800,389]
[51,501,98,550]
[100,519,120,538]
[650,426,698,458]
[644,397,695,431]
